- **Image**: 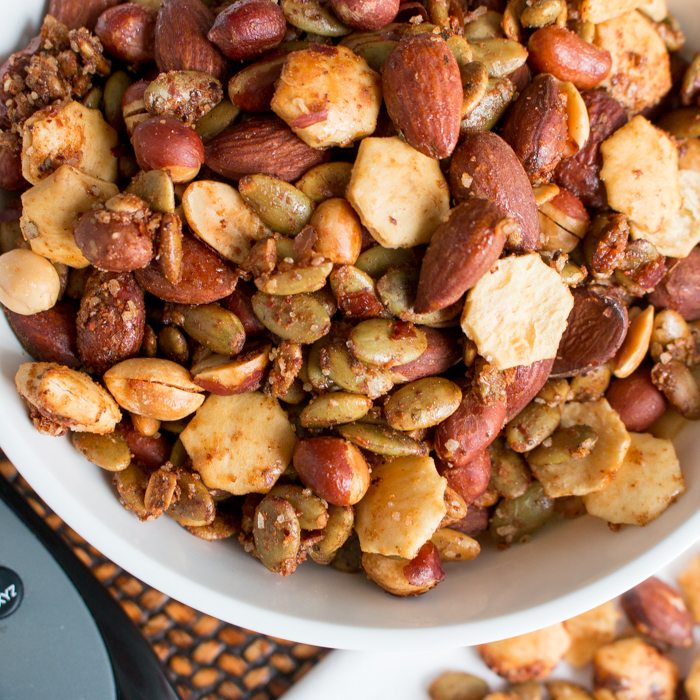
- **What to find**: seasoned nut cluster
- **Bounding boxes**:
[1,0,700,596]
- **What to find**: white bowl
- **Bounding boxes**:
[2,0,700,652]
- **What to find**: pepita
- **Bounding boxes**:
[269,484,329,530]
[505,403,561,452]
[71,431,131,472]
[309,504,354,564]
[301,392,373,427]
[384,377,462,431]
[348,318,427,368]
[337,421,429,457]
[489,480,554,548]
[252,292,331,344]
[167,468,216,527]
[253,494,302,575]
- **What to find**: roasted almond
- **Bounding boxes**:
[207,0,286,61]
[554,88,628,209]
[135,233,238,304]
[504,358,556,421]
[77,270,145,376]
[415,198,514,313]
[621,577,694,648]
[382,32,462,159]
[500,73,568,185]
[528,26,612,90]
[648,247,700,321]
[48,0,119,30]
[552,288,629,378]
[449,132,540,252]
[154,0,228,83]
[205,115,330,183]
[5,301,80,368]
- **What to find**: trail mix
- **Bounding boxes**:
[429,555,700,700]
[1,0,700,595]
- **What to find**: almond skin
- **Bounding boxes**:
[449,132,540,252]
[528,26,612,90]
[208,0,286,61]
[436,450,491,506]
[205,115,330,182]
[552,288,629,378]
[154,0,228,83]
[415,199,514,313]
[6,300,80,368]
[621,577,694,648]
[500,73,568,185]
[49,0,119,30]
[135,234,238,304]
[504,359,555,422]
[382,33,462,160]
[77,271,145,375]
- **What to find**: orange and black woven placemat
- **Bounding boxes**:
[0,458,329,700]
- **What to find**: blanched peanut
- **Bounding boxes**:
[0,249,61,315]
[309,198,362,264]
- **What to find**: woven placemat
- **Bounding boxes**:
[0,458,329,700]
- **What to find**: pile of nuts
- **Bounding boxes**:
[429,554,700,700]
[1,0,700,595]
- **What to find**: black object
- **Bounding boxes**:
[0,565,23,619]
[0,472,181,700]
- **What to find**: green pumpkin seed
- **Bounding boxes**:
[275,235,297,262]
[253,495,302,575]
[348,319,427,368]
[113,463,153,521]
[171,304,246,356]
[446,35,474,68]
[657,108,700,139]
[296,162,354,203]
[276,378,308,404]
[312,286,338,317]
[186,512,239,540]
[72,431,131,472]
[252,292,331,344]
[509,681,545,700]
[464,10,505,40]
[82,86,102,110]
[170,437,189,467]
[520,0,565,27]
[126,169,176,213]
[355,246,418,279]
[144,70,223,123]
[429,672,489,700]
[337,421,428,456]
[489,481,554,548]
[158,326,190,365]
[488,437,531,500]
[167,468,216,527]
[376,266,461,327]
[309,504,355,564]
[430,528,480,562]
[505,403,561,452]
[535,378,570,407]
[353,39,397,72]
[468,39,528,78]
[255,261,334,295]
[461,61,490,117]
[330,530,363,573]
[195,98,240,143]
[384,377,462,431]
[238,174,315,236]
[301,392,373,427]
[460,77,515,136]
[527,425,598,467]
[652,360,700,419]
[160,417,191,434]
[325,341,394,399]
[306,336,337,392]
[103,70,131,131]
[329,264,389,319]
[269,484,329,530]
[281,0,351,36]
[570,364,612,402]
[561,261,588,286]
